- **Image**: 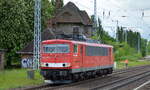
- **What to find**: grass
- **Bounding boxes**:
[0,69,43,90]
[116,60,150,69]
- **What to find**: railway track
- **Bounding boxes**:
[91,69,150,90]
[14,65,150,90]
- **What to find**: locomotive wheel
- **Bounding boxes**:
[109,68,113,74]
[103,69,107,75]
[100,70,104,75]
[86,72,91,79]
[80,73,86,80]
[68,74,72,80]
[88,72,93,79]
[98,70,102,76]
[92,71,96,78]
[72,74,79,82]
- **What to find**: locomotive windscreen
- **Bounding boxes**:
[43,44,70,53]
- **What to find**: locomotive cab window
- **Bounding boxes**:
[74,44,78,53]
[43,44,70,53]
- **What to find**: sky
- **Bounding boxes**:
[62,0,150,40]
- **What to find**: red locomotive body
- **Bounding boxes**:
[40,39,114,83]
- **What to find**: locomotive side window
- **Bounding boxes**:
[74,44,78,53]
[86,46,108,56]
[43,44,69,53]
[104,47,108,56]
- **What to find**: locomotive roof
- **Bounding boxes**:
[42,39,113,48]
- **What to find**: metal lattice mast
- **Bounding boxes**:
[33,0,41,70]
[116,20,119,42]
[94,0,97,34]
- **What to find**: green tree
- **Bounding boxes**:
[0,0,55,67]
[51,0,64,13]
[141,39,147,56]
[148,41,150,55]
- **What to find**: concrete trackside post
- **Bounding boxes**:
[114,62,117,69]
[27,69,35,79]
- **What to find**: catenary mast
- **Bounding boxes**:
[94,0,97,34]
[33,0,41,69]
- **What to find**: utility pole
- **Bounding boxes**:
[93,0,97,34]
[33,0,41,70]
[146,34,150,55]
[147,40,149,55]
[123,27,128,43]
[125,30,127,42]
[137,34,140,53]
[112,20,119,42]
[116,20,119,42]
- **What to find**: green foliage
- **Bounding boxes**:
[140,39,147,56]
[114,43,142,61]
[0,0,55,67]
[116,26,147,57]
[51,0,64,7]
[116,27,141,50]
[148,41,150,55]
[51,0,64,13]
[117,27,125,43]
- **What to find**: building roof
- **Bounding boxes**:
[51,2,92,25]
[79,11,92,25]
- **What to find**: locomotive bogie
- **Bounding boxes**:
[41,68,113,84]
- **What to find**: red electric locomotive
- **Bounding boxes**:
[40,39,114,84]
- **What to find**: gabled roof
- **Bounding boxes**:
[79,11,93,25]
[53,2,92,25]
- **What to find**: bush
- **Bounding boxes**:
[114,42,142,61]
